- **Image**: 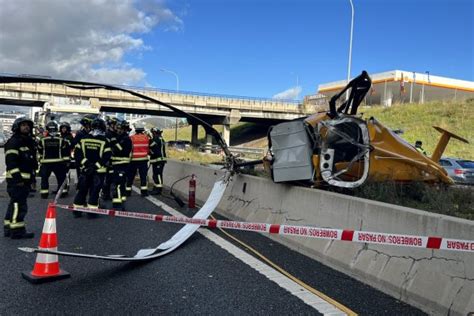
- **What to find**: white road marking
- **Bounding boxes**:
[137,187,347,315]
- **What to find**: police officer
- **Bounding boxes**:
[37,121,69,199]
[60,122,74,194]
[72,114,96,183]
[126,123,150,196]
[149,127,167,195]
[110,119,132,209]
[4,117,37,239]
[73,118,111,217]
[102,116,118,201]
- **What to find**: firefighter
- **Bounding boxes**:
[60,121,74,194]
[110,119,132,209]
[149,127,167,195]
[37,121,69,199]
[101,116,118,201]
[4,116,37,239]
[72,114,96,183]
[126,122,150,196]
[72,117,111,217]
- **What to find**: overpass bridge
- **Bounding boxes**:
[0,78,316,145]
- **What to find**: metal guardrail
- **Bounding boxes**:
[0,72,301,105]
[199,144,265,157]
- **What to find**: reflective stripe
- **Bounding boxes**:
[41,158,64,163]
[158,175,162,184]
[112,198,122,203]
[104,147,111,153]
[9,168,20,174]
[87,204,99,209]
[19,146,29,151]
[5,149,19,156]
[97,168,107,173]
[112,161,129,165]
[12,202,19,224]
[40,189,49,194]
[140,186,148,190]
[125,187,131,191]
[112,156,130,161]
[63,157,71,161]
[10,222,25,228]
[115,143,123,151]
[73,203,85,208]
[81,158,88,165]
[35,251,59,264]
[131,157,149,161]
[121,196,127,201]
[20,173,31,179]
[95,162,102,169]
[42,218,57,234]
[4,220,11,226]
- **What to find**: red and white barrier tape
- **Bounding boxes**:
[54,204,474,253]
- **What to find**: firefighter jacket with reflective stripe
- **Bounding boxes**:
[61,133,74,161]
[149,136,167,163]
[4,134,37,184]
[130,133,150,161]
[74,134,112,173]
[72,128,89,148]
[37,135,69,164]
[111,134,132,166]
[106,130,118,147]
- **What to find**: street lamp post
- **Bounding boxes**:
[346,0,354,101]
[160,68,180,142]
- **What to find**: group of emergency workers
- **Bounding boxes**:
[3,114,167,239]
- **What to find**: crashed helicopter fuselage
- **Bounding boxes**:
[265,71,468,188]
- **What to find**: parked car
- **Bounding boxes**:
[167,140,191,151]
[439,157,474,185]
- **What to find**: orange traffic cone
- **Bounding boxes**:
[22,203,70,284]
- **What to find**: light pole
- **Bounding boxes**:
[421,70,429,104]
[346,0,354,101]
[160,68,180,141]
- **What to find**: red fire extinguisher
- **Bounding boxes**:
[188,174,196,208]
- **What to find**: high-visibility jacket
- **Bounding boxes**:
[74,134,112,173]
[4,134,37,184]
[149,136,167,163]
[111,134,132,166]
[37,135,69,164]
[130,133,149,161]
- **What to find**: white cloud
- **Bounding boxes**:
[273,86,302,100]
[0,0,182,85]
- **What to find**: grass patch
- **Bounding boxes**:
[353,182,474,220]
[360,99,474,159]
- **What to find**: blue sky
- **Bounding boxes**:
[133,0,473,99]
[1,0,472,100]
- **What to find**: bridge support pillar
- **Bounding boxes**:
[205,130,213,153]
[222,124,230,146]
[191,124,199,146]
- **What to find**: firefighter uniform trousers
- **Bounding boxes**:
[127,160,148,195]
[110,134,132,209]
[102,131,118,199]
[38,135,70,198]
[4,134,37,237]
[149,135,167,194]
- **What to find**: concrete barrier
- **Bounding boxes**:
[161,160,474,316]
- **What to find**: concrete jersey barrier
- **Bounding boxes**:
[160,160,474,316]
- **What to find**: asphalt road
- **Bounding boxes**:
[0,148,425,315]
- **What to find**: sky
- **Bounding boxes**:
[0,0,472,101]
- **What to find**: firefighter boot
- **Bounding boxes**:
[10,228,35,239]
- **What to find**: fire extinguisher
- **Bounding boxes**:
[188,174,196,208]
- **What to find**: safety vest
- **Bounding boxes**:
[131,133,149,161]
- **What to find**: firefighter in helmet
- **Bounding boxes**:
[110,119,132,209]
[37,120,70,198]
[149,127,167,195]
[72,114,96,181]
[72,117,111,217]
[102,116,119,201]
[4,116,37,239]
[126,122,150,196]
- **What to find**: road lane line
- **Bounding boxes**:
[138,188,353,315]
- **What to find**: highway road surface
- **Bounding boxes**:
[0,148,425,315]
